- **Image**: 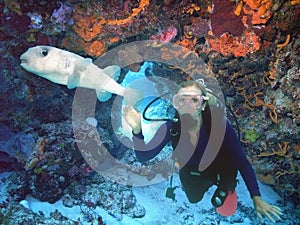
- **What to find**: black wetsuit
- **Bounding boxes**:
[132,120,261,203]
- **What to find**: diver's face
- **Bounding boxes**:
[173,86,204,116]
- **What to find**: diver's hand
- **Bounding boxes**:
[253,196,283,223]
[123,105,142,134]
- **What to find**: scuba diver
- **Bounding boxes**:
[123,80,283,222]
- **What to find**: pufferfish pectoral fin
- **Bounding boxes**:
[67,73,80,89]
[96,90,112,102]
[67,72,81,89]
[94,65,121,101]
[67,58,92,89]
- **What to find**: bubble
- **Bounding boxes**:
[72,40,226,186]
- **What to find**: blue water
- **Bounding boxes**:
[121,62,176,122]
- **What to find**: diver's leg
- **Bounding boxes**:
[211,167,238,207]
[179,167,214,203]
[218,166,238,191]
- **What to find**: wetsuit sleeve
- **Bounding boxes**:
[224,122,261,197]
[132,122,172,162]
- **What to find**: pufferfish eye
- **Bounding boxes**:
[40,48,48,57]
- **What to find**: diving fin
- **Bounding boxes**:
[216,190,238,216]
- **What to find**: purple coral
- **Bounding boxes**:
[184,18,211,38]
[210,0,244,37]
[50,2,74,31]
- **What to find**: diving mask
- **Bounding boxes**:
[173,94,207,109]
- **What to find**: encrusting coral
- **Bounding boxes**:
[207,0,282,57]
[68,0,150,56]
[242,0,273,25]
[72,13,106,42]
[210,0,244,37]
[84,40,107,58]
[207,31,261,57]
[290,0,300,5]
[107,0,149,26]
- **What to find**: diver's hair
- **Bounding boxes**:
[176,80,207,97]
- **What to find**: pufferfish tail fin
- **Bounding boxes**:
[123,88,143,106]
[96,65,143,105]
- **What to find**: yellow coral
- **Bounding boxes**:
[234,1,244,16]
[242,0,273,25]
[186,3,201,15]
[291,0,300,5]
[107,0,149,25]
[70,0,150,56]
[176,37,197,50]
[258,142,290,157]
[277,34,291,48]
[249,92,279,124]
[243,0,262,9]
[25,138,46,170]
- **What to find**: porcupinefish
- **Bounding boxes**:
[20,46,142,105]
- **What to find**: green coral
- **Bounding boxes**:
[245,129,260,143]
[33,167,43,174]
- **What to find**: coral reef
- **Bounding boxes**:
[242,0,274,25]
[150,25,178,42]
[0,0,299,222]
[84,40,107,57]
[244,129,260,143]
[0,202,74,225]
[63,0,151,56]
[4,0,22,16]
[207,31,261,57]
[183,17,211,38]
[80,182,145,220]
[210,0,244,37]
[207,0,277,57]
[6,172,31,202]
[0,151,20,172]
[50,2,74,32]
[211,31,300,202]
[72,12,105,42]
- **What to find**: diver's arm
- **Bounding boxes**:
[123,105,172,162]
[225,122,282,221]
[123,105,142,134]
[133,122,172,162]
[224,122,261,197]
[252,196,283,222]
